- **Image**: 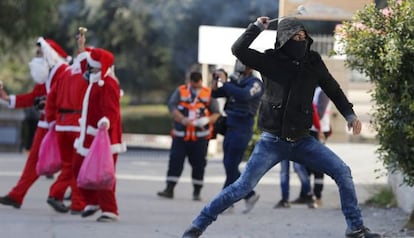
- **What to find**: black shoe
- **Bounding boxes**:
[273,199,291,209]
[182,226,203,238]
[157,189,173,199]
[192,193,201,201]
[291,195,316,208]
[81,205,100,218]
[0,195,21,209]
[345,226,382,238]
[291,196,309,204]
[47,197,69,213]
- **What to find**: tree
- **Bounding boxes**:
[338,0,414,227]
[0,0,60,93]
[339,0,414,185]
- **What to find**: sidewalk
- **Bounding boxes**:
[0,143,412,238]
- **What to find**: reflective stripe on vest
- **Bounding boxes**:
[172,84,213,141]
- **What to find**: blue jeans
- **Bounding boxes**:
[279,160,311,201]
[191,132,363,231]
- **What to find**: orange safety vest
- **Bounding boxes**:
[172,84,213,141]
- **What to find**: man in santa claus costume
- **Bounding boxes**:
[45,29,91,214]
[73,47,126,222]
[0,37,71,210]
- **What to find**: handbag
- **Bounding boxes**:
[214,115,227,136]
[77,127,115,190]
[36,123,61,176]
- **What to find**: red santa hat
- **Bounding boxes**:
[74,47,93,73]
[45,39,71,62]
[87,48,114,80]
[37,37,72,64]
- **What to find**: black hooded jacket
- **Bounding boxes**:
[231,18,355,139]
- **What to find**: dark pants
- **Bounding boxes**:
[166,138,209,187]
[222,128,255,200]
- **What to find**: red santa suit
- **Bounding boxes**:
[45,50,91,211]
[1,38,70,207]
[73,48,126,221]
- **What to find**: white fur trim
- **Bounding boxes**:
[75,142,127,157]
[55,125,81,132]
[74,51,90,64]
[46,62,66,93]
[98,80,105,86]
[86,125,98,136]
[76,83,94,156]
[101,212,119,220]
[87,54,101,68]
[112,143,127,153]
[37,37,44,44]
[8,95,16,108]
[97,117,110,129]
[37,120,50,128]
[76,144,89,156]
[73,137,81,150]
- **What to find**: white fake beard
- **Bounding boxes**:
[89,72,102,83]
[29,57,49,84]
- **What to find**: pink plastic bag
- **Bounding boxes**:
[77,127,115,190]
[37,124,61,176]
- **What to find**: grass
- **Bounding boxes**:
[121,104,169,117]
[365,185,397,208]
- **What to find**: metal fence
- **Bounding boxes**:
[311,34,335,56]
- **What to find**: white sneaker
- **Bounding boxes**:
[96,212,119,222]
[242,194,260,214]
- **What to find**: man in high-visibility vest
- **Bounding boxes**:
[158,71,220,201]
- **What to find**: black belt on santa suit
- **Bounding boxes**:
[58,108,82,114]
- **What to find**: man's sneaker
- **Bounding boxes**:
[192,193,201,201]
[182,226,203,238]
[345,226,382,238]
[96,212,119,222]
[81,205,100,218]
[0,195,21,209]
[273,199,291,209]
[47,197,69,213]
[242,193,260,214]
[157,189,173,199]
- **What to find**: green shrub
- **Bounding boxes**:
[339,1,414,186]
[121,104,172,134]
[365,186,397,208]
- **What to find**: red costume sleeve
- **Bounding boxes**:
[312,103,321,131]
[15,84,46,108]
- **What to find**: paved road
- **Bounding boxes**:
[0,143,411,238]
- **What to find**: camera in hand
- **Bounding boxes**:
[212,72,219,80]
